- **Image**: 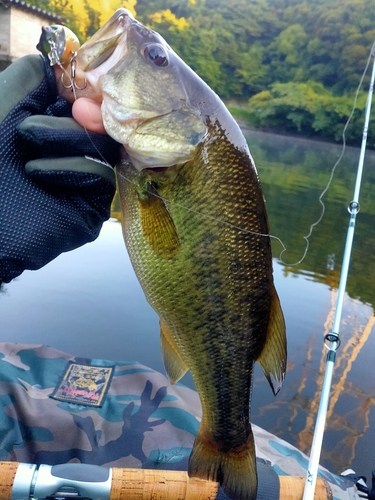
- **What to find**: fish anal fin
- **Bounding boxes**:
[188,420,257,500]
[160,319,188,384]
[257,285,287,396]
[138,190,180,259]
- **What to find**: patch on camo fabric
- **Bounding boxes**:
[51,362,114,406]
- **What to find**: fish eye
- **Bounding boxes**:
[144,44,168,67]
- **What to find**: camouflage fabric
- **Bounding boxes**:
[0,343,359,499]
[0,343,199,469]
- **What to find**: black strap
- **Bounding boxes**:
[369,470,375,499]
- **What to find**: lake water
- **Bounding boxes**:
[1,129,375,482]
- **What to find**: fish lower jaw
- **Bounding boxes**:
[101,95,158,123]
[125,147,182,171]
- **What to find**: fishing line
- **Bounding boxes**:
[74,37,375,269]
[76,93,290,252]
[115,167,287,249]
[282,36,375,267]
[61,56,114,168]
[302,38,375,500]
[63,49,283,246]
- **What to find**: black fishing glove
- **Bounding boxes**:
[0,55,120,284]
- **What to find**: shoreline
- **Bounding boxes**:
[234,117,374,154]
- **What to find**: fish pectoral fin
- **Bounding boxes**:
[160,319,189,384]
[138,189,180,259]
[189,420,257,500]
[257,285,287,396]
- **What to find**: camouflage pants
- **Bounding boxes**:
[0,343,358,499]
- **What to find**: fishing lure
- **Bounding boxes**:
[37,24,80,65]
[36,24,85,90]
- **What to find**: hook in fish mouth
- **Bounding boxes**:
[60,52,87,91]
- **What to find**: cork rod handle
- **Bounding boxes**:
[0,461,332,500]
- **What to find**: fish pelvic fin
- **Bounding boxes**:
[138,187,180,259]
[160,319,189,384]
[257,285,287,396]
[188,421,257,500]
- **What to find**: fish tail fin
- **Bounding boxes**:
[188,421,257,500]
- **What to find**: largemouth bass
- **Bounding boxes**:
[72,10,287,500]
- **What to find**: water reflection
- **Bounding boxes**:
[245,130,375,480]
[1,130,375,481]
[247,129,375,307]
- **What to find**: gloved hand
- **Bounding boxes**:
[0,55,121,284]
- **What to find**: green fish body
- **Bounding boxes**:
[116,123,286,500]
[75,10,287,500]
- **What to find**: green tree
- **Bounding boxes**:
[248,81,374,146]
[83,0,101,37]
[25,0,375,146]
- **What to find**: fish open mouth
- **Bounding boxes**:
[75,9,134,89]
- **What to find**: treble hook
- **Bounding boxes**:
[61,52,87,91]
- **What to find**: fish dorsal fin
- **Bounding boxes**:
[257,285,287,396]
[138,188,180,259]
[160,319,188,384]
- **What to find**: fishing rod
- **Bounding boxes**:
[302,42,375,500]
[3,462,218,500]
[3,461,332,500]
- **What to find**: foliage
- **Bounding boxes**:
[227,106,258,127]
[26,0,375,145]
[32,0,136,40]
[248,81,374,146]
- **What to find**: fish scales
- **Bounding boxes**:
[72,9,287,500]
[117,119,276,499]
